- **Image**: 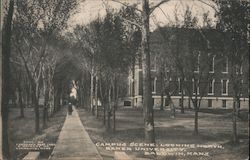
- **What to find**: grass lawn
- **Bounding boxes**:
[78,107,249,160]
[9,106,67,160]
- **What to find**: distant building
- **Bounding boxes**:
[128,27,249,109]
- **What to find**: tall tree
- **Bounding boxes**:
[9,59,26,118]
[118,5,141,109]
[106,0,171,143]
[1,0,14,158]
[41,37,64,128]
[155,7,219,135]
[150,31,177,114]
[13,0,77,133]
[215,0,248,143]
[100,11,137,131]
[72,18,102,115]
[72,7,140,131]
[0,1,3,158]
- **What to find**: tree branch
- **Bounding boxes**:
[196,0,219,13]
[158,6,174,24]
[150,0,171,15]
[14,41,34,84]
[102,0,142,28]
[197,27,211,49]
[110,0,143,13]
[34,42,48,74]
[119,15,142,28]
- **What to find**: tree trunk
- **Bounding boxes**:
[81,78,85,108]
[113,79,118,133]
[32,90,40,133]
[90,66,94,115]
[99,80,106,125]
[160,71,164,111]
[107,85,111,130]
[34,82,40,133]
[168,93,175,118]
[18,85,24,118]
[95,76,98,117]
[142,0,155,143]
[0,3,3,159]
[113,106,116,133]
[54,86,61,113]
[236,97,240,117]
[79,89,82,107]
[232,98,238,143]
[131,61,135,108]
[26,84,31,107]
[47,68,53,117]
[180,87,184,113]
[188,97,191,109]
[170,102,175,118]
[59,91,63,110]
[48,84,53,117]
[193,100,199,135]
[49,86,55,117]
[194,109,198,135]
[43,81,49,128]
[1,0,14,158]
[78,79,83,107]
[23,83,28,107]
[160,92,164,111]
[53,88,57,114]
[43,106,47,129]
[103,103,106,125]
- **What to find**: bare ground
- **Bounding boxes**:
[78,107,249,160]
[9,106,67,160]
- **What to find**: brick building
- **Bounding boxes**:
[128,27,249,109]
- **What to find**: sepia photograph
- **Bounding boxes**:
[0,0,249,159]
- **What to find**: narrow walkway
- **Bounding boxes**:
[49,106,102,160]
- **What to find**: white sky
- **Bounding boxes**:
[70,81,77,98]
[68,0,217,31]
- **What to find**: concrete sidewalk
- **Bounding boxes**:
[49,107,102,160]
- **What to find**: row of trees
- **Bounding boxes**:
[216,0,248,143]
[70,7,141,132]
[1,0,78,158]
[1,0,248,159]
[152,8,217,135]
[72,0,248,145]
[150,0,248,143]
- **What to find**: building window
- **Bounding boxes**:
[208,79,215,95]
[194,53,200,73]
[151,56,157,71]
[222,100,226,108]
[235,65,243,75]
[209,56,215,73]
[222,57,228,73]
[152,77,157,94]
[208,99,212,108]
[221,79,229,95]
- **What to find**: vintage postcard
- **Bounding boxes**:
[1,0,249,159]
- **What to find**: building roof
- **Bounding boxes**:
[150,27,228,53]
